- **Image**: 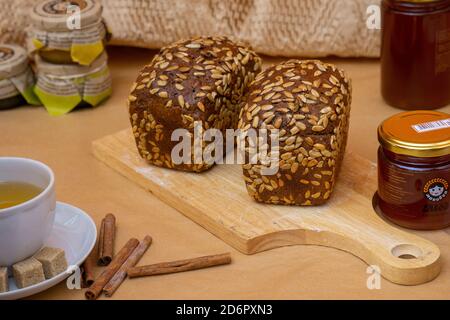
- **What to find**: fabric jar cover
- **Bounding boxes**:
[0,44,40,105]
[27,0,107,66]
[34,51,112,116]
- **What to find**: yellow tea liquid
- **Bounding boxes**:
[0,181,43,209]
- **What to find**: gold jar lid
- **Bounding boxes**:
[378,111,450,157]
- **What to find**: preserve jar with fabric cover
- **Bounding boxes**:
[27,0,108,66]
[381,0,450,109]
[0,44,40,110]
[34,52,112,116]
[377,110,450,230]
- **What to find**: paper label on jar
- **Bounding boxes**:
[423,178,449,202]
[422,178,449,215]
[412,119,450,133]
[0,78,20,99]
[34,64,112,116]
[9,67,41,105]
[27,21,106,66]
[0,67,40,105]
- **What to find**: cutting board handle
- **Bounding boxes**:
[317,227,440,286]
[249,214,441,286]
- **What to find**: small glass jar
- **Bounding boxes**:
[377,110,450,230]
[381,0,450,109]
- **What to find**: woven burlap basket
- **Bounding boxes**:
[1,0,381,57]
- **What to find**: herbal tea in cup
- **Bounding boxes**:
[0,181,43,209]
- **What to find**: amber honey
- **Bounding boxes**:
[381,0,450,109]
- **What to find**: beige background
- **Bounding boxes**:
[1,47,450,299]
[1,0,379,58]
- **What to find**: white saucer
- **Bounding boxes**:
[0,202,97,300]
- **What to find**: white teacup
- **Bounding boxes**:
[0,157,56,266]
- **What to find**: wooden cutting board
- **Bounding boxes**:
[92,129,441,285]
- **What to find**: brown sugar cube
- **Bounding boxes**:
[0,267,8,293]
[12,258,45,289]
[34,247,68,279]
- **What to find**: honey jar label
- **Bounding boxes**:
[0,67,40,106]
[412,118,450,133]
[423,178,449,202]
[9,67,41,105]
[0,78,19,99]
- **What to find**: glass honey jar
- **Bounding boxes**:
[381,0,450,110]
[377,111,450,230]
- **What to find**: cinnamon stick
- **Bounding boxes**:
[85,238,139,300]
[127,253,231,278]
[103,235,152,297]
[98,213,116,266]
[81,245,97,287]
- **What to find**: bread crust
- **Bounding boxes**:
[238,60,352,205]
[128,36,262,172]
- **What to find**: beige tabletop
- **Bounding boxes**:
[1,46,450,300]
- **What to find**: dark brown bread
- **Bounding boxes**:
[238,60,352,205]
[128,36,262,172]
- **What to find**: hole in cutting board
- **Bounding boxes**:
[391,244,423,259]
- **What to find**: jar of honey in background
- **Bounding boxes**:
[377,111,450,230]
[381,0,450,110]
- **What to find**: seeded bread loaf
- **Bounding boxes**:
[238,60,352,205]
[128,36,262,172]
